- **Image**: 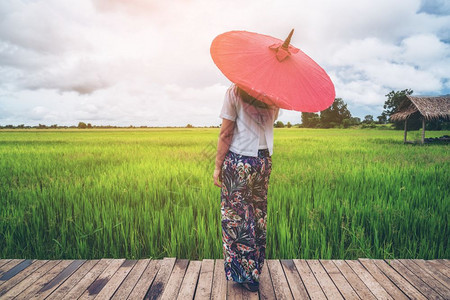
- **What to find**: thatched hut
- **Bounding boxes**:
[390,95,450,144]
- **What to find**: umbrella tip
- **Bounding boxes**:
[281,29,294,49]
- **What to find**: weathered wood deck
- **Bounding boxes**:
[0,258,448,299]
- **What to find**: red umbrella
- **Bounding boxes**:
[210,29,335,112]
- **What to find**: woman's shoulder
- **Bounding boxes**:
[225,84,238,101]
[226,84,244,111]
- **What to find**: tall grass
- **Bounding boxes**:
[0,128,448,260]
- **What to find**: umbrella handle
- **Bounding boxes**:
[268,29,299,62]
[281,29,294,49]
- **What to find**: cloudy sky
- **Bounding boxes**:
[0,0,449,126]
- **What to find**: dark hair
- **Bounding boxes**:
[234,86,270,109]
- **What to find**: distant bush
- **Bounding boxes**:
[376,125,393,130]
[361,123,377,129]
[274,121,285,128]
[342,119,352,128]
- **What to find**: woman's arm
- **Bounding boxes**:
[213,118,235,187]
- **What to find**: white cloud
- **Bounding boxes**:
[419,0,450,15]
[401,34,448,64]
[0,0,449,125]
[328,32,449,102]
[365,62,442,91]
[333,77,387,106]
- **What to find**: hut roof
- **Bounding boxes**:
[390,95,450,121]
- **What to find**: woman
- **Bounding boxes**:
[213,83,279,292]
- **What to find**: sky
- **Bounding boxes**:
[0,0,449,127]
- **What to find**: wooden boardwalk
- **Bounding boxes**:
[0,258,449,299]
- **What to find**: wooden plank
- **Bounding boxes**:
[0,259,25,278]
[320,259,360,300]
[442,259,450,267]
[293,259,326,300]
[144,257,176,300]
[372,259,427,300]
[398,259,450,299]
[426,260,450,277]
[227,280,243,300]
[346,260,392,299]
[111,259,151,300]
[127,259,161,300]
[31,259,85,299]
[61,259,112,300]
[307,260,343,300]
[0,259,32,282]
[412,259,450,290]
[160,259,189,299]
[241,284,258,300]
[258,262,276,300]
[0,260,11,269]
[211,259,227,300]
[4,258,448,300]
[78,258,125,299]
[386,259,443,299]
[267,259,293,299]
[2,260,61,299]
[332,260,376,300]
[95,259,137,300]
[14,260,74,299]
[177,260,201,299]
[46,260,99,300]
[444,259,450,270]
[225,280,259,300]
[357,259,407,300]
[280,259,309,299]
[0,260,47,297]
[194,259,215,300]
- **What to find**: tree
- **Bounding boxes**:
[186,124,194,128]
[342,119,352,128]
[320,98,351,128]
[301,112,320,128]
[377,113,387,124]
[78,122,87,129]
[350,117,361,125]
[363,115,374,123]
[87,123,92,128]
[383,89,413,121]
[382,89,413,129]
[274,121,284,128]
[286,122,292,128]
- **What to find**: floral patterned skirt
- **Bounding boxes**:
[220,149,272,284]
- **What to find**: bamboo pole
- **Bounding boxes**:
[422,117,425,144]
[404,118,408,143]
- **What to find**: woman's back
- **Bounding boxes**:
[215,84,277,288]
[220,84,279,157]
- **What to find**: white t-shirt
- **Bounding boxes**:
[219,84,279,157]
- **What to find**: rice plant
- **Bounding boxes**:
[0,128,448,260]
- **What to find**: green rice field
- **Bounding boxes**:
[0,128,448,260]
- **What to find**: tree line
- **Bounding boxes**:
[298,91,409,129]
[295,89,448,130]
[0,122,221,129]
[2,89,448,130]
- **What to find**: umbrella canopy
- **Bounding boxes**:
[210,29,335,112]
